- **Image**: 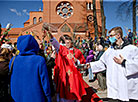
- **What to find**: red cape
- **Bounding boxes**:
[54,45,103,102]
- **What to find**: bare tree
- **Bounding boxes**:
[116,0,137,34]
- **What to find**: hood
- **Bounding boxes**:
[89,50,93,55]
[17,35,39,55]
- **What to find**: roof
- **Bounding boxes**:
[48,23,87,32]
[22,21,43,32]
[69,23,87,32]
[43,23,104,33]
[1,28,23,34]
[24,19,30,24]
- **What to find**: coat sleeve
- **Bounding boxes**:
[125,46,138,77]
[50,37,60,53]
[39,58,51,102]
[76,49,86,64]
[90,51,106,73]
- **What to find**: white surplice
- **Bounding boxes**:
[90,45,138,101]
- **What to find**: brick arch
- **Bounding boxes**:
[39,17,42,22]
[59,22,73,33]
[75,35,81,40]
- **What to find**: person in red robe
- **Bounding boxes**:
[42,23,102,102]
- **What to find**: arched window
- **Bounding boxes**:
[86,2,89,10]
[89,2,91,10]
[39,17,42,22]
[86,2,93,10]
[33,17,37,24]
[61,24,70,32]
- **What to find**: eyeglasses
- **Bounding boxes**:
[109,33,117,37]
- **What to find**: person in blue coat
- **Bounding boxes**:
[9,35,51,102]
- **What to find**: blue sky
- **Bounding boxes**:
[104,0,138,36]
[0,0,43,28]
[0,0,137,36]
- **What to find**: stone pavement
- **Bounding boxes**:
[83,75,108,102]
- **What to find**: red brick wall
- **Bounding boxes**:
[10,0,103,43]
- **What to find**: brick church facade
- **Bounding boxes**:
[3,0,104,43]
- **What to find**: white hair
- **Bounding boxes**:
[1,44,13,51]
[98,45,103,51]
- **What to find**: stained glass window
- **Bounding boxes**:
[56,1,73,19]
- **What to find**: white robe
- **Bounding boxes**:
[90,45,138,101]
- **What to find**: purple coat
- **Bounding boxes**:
[86,50,94,63]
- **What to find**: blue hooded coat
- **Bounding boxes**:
[9,35,51,102]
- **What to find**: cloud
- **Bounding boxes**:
[23,9,27,13]
[9,8,30,16]
[9,8,21,16]
[23,9,29,16]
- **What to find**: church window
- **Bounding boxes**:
[61,24,70,32]
[64,3,67,7]
[69,8,73,12]
[59,13,63,16]
[91,3,93,10]
[39,17,42,22]
[33,17,37,24]
[56,1,73,19]
[68,13,71,17]
[89,2,91,10]
[86,2,93,10]
[87,15,94,22]
[62,7,68,14]
[57,9,60,13]
[67,5,71,8]
[63,14,67,18]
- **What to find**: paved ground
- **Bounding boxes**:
[83,75,108,102]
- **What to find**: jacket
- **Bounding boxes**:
[9,35,51,102]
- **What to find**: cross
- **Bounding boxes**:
[67,69,72,76]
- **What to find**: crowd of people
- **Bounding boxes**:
[0,24,138,102]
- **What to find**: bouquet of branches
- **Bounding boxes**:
[0,23,12,45]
